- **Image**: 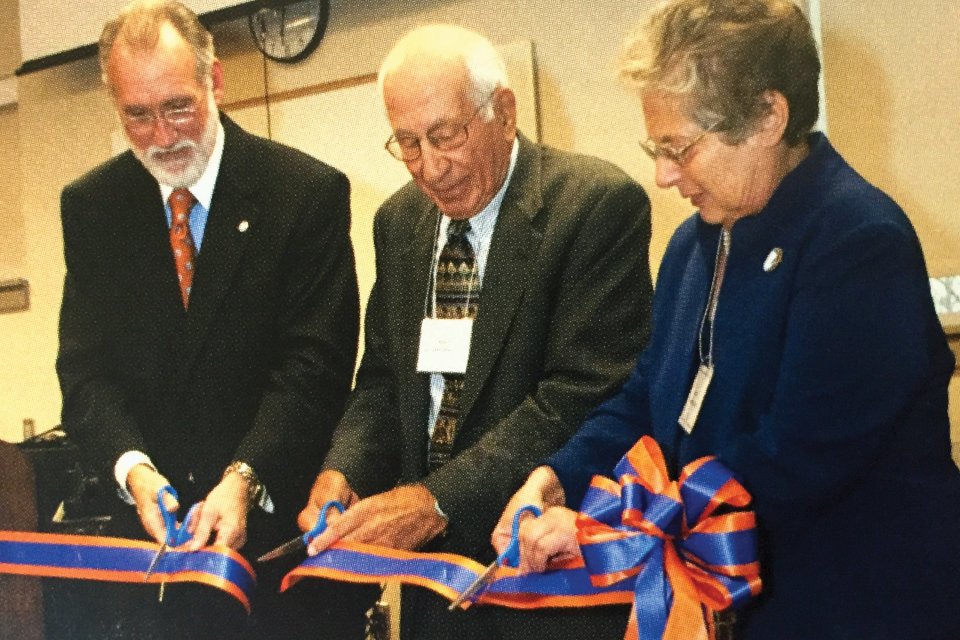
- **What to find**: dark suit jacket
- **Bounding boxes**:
[549,134,960,639]
[324,134,653,562]
[57,116,360,523]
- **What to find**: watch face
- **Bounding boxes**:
[248,0,329,63]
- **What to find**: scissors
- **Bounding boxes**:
[257,500,345,563]
[448,504,542,611]
[143,485,198,602]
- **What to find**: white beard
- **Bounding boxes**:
[131,93,219,189]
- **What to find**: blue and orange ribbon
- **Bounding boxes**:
[283,540,634,609]
[0,530,256,612]
[283,436,760,640]
[577,436,762,640]
[0,436,758,635]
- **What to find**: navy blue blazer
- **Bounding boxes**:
[549,134,960,639]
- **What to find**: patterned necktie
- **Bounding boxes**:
[169,188,197,309]
[428,220,480,471]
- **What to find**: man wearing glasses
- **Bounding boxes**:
[56,1,365,637]
[299,24,652,640]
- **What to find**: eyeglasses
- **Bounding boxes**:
[121,99,199,134]
[385,91,496,162]
[639,125,715,166]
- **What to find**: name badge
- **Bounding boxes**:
[678,363,714,434]
[416,318,474,374]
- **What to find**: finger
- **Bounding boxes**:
[490,529,512,555]
[516,519,543,573]
[299,472,345,532]
[518,517,560,573]
[522,509,579,573]
[141,495,179,544]
[214,520,246,550]
[307,508,355,555]
[139,509,168,544]
[529,529,567,573]
[297,504,319,533]
[184,501,204,536]
[187,503,217,551]
[160,493,180,517]
[544,549,581,569]
[490,503,519,554]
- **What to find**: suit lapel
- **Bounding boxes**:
[121,158,187,351]
[397,203,440,472]
[181,119,260,374]
[458,135,543,423]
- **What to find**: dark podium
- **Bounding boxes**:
[16,430,117,639]
[0,440,45,640]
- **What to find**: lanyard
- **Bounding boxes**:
[698,228,731,367]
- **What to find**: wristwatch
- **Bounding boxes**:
[223,461,265,506]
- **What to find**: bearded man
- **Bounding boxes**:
[55,1,366,637]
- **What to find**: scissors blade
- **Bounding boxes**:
[144,544,168,582]
[448,559,499,611]
[257,536,307,563]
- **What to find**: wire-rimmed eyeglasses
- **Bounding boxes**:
[121,99,199,135]
[639,124,716,166]
[385,91,496,162]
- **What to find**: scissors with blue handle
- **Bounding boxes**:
[256,500,345,563]
[143,485,198,601]
[448,504,542,610]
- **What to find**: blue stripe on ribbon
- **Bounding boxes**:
[298,546,480,593]
[488,565,631,597]
[580,533,656,578]
[0,534,255,608]
[580,484,621,521]
[633,545,671,640]
[158,548,256,594]
[681,529,758,568]
[294,543,635,603]
[620,484,683,536]
[0,539,155,572]
[680,459,736,522]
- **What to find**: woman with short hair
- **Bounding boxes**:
[494,1,960,637]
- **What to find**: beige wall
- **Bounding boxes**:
[0,0,957,444]
[819,3,960,442]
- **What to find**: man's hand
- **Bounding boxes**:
[492,465,577,572]
[306,483,447,556]
[297,469,359,536]
[126,464,178,544]
[185,471,251,551]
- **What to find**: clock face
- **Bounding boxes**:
[248,0,329,63]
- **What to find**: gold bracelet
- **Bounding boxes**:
[223,461,264,506]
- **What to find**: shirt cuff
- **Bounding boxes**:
[114,450,156,505]
[259,489,275,514]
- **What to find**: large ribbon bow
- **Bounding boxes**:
[577,436,761,640]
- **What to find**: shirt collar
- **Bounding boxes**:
[483,137,520,219]
[158,119,225,210]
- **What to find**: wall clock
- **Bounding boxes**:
[248,0,330,63]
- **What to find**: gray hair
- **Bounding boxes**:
[377,24,509,121]
[99,0,215,88]
[620,0,820,145]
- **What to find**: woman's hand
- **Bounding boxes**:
[491,466,580,572]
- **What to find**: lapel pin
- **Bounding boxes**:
[238,220,249,233]
[763,247,783,272]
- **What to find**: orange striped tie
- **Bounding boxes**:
[169,188,197,309]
